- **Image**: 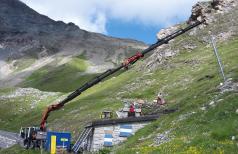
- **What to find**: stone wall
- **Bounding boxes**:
[90,122,150,151]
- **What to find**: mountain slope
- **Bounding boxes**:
[0,0,145,60]
[1,35,238,154]
[0,0,146,88]
[0,0,238,153]
[115,38,238,153]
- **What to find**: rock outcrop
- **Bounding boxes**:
[156,25,180,40]
[187,0,237,25]
[141,0,238,72]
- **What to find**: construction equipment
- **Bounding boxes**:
[19,127,42,149]
[19,20,204,150]
[100,111,113,119]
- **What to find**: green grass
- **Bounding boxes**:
[0,89,62,131]
[6,58,36,72]
[0,145,41,154]
[19,57,100,92]
[0,68,138,136]
[15,58,36,72]
[113,37,238,153]
[0,36,238,153]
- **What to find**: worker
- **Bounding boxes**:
[153,93,166,105]
[137,99,145,107]
[128,103,135,117]
[157,93,166,105]
[31,131,39,149]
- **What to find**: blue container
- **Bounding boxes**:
[45,131,71,152]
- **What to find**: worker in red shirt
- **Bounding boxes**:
[128,103,135,117]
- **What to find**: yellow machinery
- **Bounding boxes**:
[100,111,113,119]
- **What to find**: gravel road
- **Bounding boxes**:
[0,130,21,149]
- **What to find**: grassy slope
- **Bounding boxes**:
[1,37,238,153]
[0,145,46,154]
[6,57,36,72]
[113,38,238,153]
[19,56,100,93]
[0,88,61,131]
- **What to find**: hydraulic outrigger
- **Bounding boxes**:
[20,20,205,149]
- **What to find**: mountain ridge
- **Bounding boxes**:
[0,0,238,153]
[0,0,146,87]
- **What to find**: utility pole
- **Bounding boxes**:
[211,36,226,82]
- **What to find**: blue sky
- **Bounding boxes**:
[21,0,206,44]
[106,19,161,44]
[106,17,187,44]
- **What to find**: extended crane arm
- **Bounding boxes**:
[40,20,204,131]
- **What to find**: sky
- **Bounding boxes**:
[21,0,206,44]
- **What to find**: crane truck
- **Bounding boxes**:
[19,20,205,150]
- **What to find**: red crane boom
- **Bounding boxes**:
[40,20,205,131]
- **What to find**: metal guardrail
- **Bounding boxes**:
[72,127,92,153]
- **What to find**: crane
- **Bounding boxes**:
[19,20,205,149]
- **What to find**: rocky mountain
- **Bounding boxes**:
[0,0,238,153]
[143,0,238,71]
[0,0,146,86]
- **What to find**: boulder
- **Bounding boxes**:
[187,0,237,25]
